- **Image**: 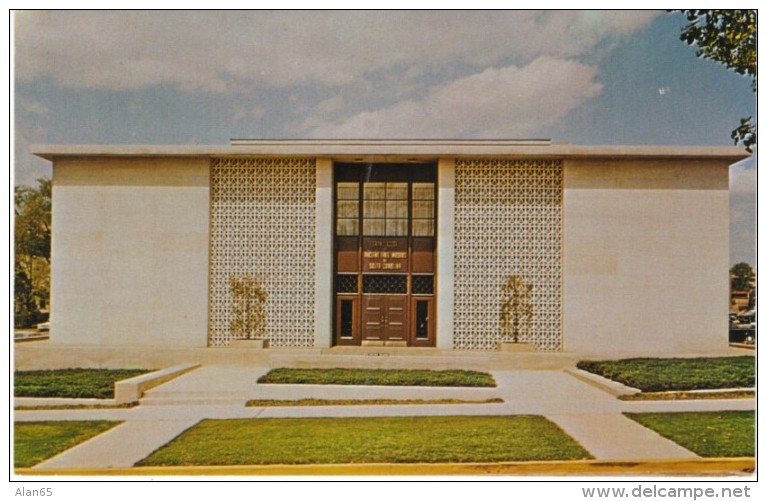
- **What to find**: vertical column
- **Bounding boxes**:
[315,158,334,347]
[436,158,455,349]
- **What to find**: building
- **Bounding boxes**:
[730,290,752,313]
[31,140,747,356]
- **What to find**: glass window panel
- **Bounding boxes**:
[386,200,408,218]
[363,183,386,200]
[340,300,354,337]
[363,219,386,236]
[336,200,358,218]
[336,219,359,236]
[416,300,429,338]
[386,219,408,236]
[337,182,359,200]
[412,183,435,200]
[412,201,434,219]
[386,183,408,200]
[412,219,434,236]
[364,200,386,218]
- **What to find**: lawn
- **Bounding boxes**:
[14,421,121,467]
[137,415,590,466]
[576,356,754,392]
[257,368,496,387]
[15,368,152,399]
[626,411,754,457]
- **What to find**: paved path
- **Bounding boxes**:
[548,414,697,460]
[15,366,754,469]
[34,420,200,469]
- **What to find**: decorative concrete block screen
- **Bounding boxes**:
[209,158,317,347]
[454,159,563,350]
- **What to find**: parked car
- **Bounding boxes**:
[738,310,756,329]
[729,309,756,344]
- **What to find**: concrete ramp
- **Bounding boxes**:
[140,366,268,406]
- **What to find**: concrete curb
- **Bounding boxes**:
[729,343,755,350]
[115,364,200,404]
[563,368,640,397]
[15,458,755,477]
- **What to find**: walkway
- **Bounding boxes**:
[14,365,755,470]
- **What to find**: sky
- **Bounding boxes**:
[12,10,756,265]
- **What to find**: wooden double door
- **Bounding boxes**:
[361,295,408,343]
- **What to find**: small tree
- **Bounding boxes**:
[229,275,268,340]
[730,262,755,291]
[499,275,534,343]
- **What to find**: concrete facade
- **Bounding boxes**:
[51,157,210,347]
[436,158,455,350]
[314,158,334,348]
[562,159,731,355]
[35,141,746,356]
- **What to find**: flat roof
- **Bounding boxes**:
[30,139,750,162]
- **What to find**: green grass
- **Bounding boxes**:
[257,368,496,387]
[626,411,754,457]
[14,368,152,399]
[245,398,504,407]
[138,415,590,466]
[14,421,121,467]
[576,356,754,392]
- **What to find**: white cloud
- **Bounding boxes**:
[301,57,603,138]
[233,104,265,122]
[14,10,657,93]
[314,96,345,116]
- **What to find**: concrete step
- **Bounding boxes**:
[140,388,250,406]
[140,395,249,406]
[267,353,577,370]
[143,389,254,398]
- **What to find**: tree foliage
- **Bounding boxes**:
[14,178,52,327]
[730,262,755,291]
[675,10,757,152]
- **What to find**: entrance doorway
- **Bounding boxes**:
[333,163,436,347]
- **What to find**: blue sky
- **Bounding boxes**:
[12,10,756,264]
